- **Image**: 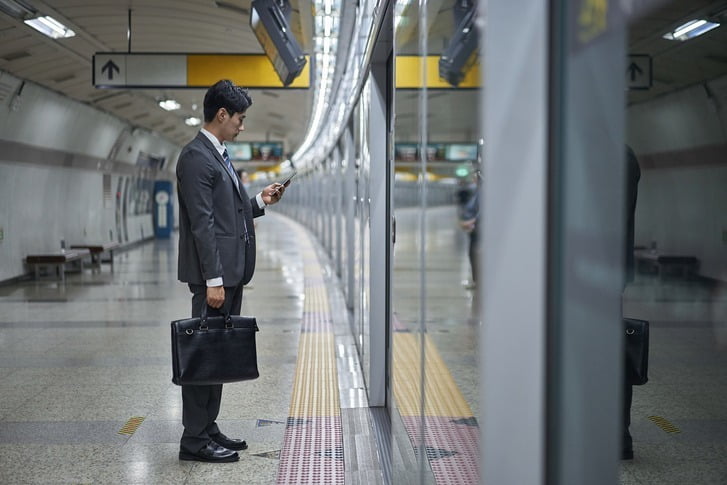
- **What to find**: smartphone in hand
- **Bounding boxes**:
[272,170,296,195]
[279,170,296,187]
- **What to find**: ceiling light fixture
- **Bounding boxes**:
[158,99,181,111]
[24,15,75,39]
[663,19,720,41]
[185,117,201,126]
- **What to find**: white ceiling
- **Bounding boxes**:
[0,0,313,153]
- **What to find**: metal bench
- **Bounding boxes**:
[70,242,120,270]
[25,249,91,282]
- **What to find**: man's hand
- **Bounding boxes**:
[207,286,225,308]
[262,183,285,205]
[459,219,476,233]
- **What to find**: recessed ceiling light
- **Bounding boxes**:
[185,117,201,126]
[158,99,181,111]
[24,16,75,39]
[663,19,720,41]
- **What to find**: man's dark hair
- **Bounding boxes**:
[203,80,253,122]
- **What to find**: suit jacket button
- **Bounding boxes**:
[238,208,243,212]
[240,235,244,240]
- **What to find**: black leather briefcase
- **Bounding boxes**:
[624,318,649,386]
[171,307,259,386]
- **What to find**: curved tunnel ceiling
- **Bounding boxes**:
[0,0,726,161]
[0,0,315,153]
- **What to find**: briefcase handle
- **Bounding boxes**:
[199,304,234,331]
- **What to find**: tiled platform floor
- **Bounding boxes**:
[0,214,308,484]
[1,206,726,484]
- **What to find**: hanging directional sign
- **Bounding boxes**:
[627,54,652,90]
[92,53,310,89]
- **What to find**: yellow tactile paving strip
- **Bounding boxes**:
[393,333,474,417]
[277,222,344,484]
[288,333,340,417]
[304,284,329,313]
[283,241,340,416]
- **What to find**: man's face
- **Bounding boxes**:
[219,108,246,142]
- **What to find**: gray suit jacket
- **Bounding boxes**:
[176,132,264,286]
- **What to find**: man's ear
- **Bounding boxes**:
[217,107,227,122]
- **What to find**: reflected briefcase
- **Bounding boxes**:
[624,318,649,386]
[171,307,259,386]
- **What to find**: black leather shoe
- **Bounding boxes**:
[621,448,634,460]
[179,442,239,462]
[211,432,248,451]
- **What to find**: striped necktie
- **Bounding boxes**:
[222,149,239,189]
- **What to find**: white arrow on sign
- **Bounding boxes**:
[627,54,652,90]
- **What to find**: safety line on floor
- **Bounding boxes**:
[277,223,344,485]
[393,315,480,485]
[648,415,681,434]
[118,416,145,435]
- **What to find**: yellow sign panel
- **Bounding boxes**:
[188,54,310,88]
[578,0,608,43]
[395,55,481,89]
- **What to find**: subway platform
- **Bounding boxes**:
[1,207,727,484]
[0,212,383,484]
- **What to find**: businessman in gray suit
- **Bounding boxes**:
[176,80,287,463]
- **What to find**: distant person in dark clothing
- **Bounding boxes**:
[623,145,641,460]
[459,170,481,289]
[455,176,475,216]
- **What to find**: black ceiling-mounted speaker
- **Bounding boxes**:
[438,5,479,87]
[250,0,307,87]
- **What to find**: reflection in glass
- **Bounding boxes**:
[391,0,482,483]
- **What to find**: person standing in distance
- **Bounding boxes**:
[622,145,641,460]
[176,79,286,463]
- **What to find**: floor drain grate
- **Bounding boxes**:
[118,416,145,435]
[648,415,681,433]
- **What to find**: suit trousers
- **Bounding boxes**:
[180,282,244,453]
[623,380,633,452]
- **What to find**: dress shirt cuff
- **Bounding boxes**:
[256,192,266,209]
[206,277,223,287]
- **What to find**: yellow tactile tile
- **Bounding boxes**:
[393,333,474,417]
[285,227,340,419]
[288,333,341,418]
[303,285,329,312]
